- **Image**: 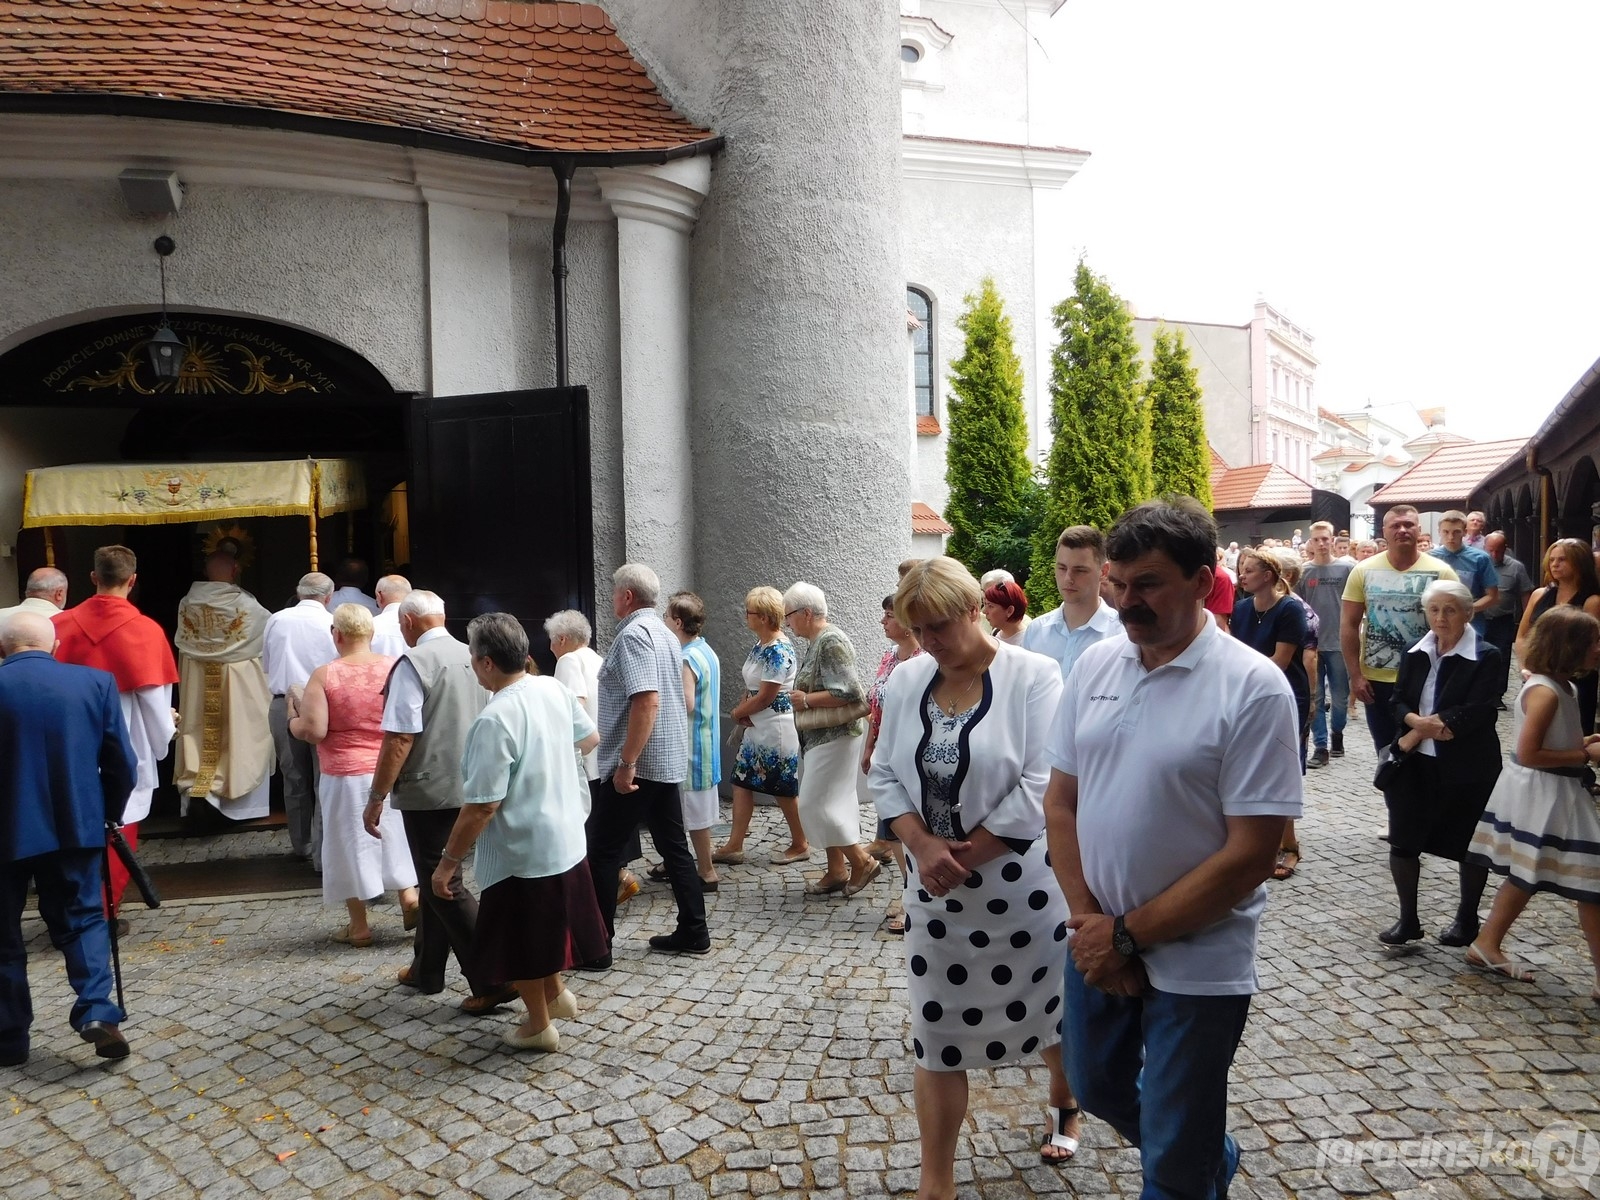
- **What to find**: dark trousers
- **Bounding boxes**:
[1483,615,1517,700]
[0,849,124,1059]
[1362,680,1399,752]
[270,695,321,859]
[586,777,707,942]
[400,808,489,996]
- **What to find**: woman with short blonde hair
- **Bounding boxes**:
[871,556,1082,1181]
[290,603,418,947]
[713,586,809,865]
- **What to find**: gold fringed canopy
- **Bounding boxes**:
[21,459,367,528]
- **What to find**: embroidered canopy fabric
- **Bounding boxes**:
[21,458,367,527]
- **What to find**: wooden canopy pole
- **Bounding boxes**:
[43,527,55,567]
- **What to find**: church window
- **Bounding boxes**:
[908,286,935,417]
[901,43,922,63]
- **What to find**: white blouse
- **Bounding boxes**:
[868,640,1063,842]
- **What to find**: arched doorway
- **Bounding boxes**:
[1559,456,1600,544]
[0,310,409,615]
[0,309,594,833]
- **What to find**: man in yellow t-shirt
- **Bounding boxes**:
[1340,504,1459,751]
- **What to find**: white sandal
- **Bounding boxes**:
[1041,1105,1080,1164]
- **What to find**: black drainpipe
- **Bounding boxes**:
[551,157,576,389]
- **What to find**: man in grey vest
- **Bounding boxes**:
[365,591,513,1014]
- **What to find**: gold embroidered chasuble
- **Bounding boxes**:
[174,581,274,811]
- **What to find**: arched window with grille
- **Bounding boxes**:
[908,286,934,418]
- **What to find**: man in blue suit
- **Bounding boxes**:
[0,611,138,1064]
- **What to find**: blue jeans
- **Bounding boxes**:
[1362,680,1398,752]
[1309,650,1349,748]
[1064,959,1250,1200]
[0,849,124,1060]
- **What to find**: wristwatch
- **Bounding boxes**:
[1111,915,1140,959]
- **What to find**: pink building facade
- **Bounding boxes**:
[1249,300,1320,478]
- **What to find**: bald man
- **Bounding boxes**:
[371,575,412,659]
[0,566,69,627]
[0,612,138,1064]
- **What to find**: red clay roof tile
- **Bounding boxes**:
[911,502,953,536]
[1209,462,1313,511]
[1367,438,1527,508]
[0,0,716,157]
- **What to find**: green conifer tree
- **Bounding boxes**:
[1146,326,1213,507]
[1027,260,1150,610]
[943,279,1038,584]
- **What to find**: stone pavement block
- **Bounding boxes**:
[6,724,1600,1199]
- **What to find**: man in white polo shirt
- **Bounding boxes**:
[1044,497,1302,1198]
[1023,525,1121,683]
[262,572,337,862]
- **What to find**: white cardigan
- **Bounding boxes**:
[868,640,1063,842]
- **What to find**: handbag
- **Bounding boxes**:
[1372,744,1411,791]
[793,695,869,733]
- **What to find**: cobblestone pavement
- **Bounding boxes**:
[4,701,1600,1199]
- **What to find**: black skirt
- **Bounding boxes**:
[473,860,611,986]
[1384,753,1488,861]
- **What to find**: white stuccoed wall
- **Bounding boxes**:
[425,199,516,396]
[608,0,913,693]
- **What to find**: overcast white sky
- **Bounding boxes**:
[1039,0,1600,442]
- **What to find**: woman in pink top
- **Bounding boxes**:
[290,604,419,946]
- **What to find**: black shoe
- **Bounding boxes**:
[575,954,613,972]
[1330,732,1344,757]
[647,932,712,956]
[1438,917,1481,947]
[113,918,130,938]
[79,1021,130,1060]
[1378,919,1424,946]
[1306,748,1330,769]
[0,1046,26,1067]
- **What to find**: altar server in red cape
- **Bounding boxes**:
[54,545,178,922]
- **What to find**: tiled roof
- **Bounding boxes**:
[1317,406,1363,436]
[1209,444,1230,472]
[911,502,952,536]
[1368,438,1528,507]
[1209,462,1313,511]
[0,0,718,160]
[916,415,940,436]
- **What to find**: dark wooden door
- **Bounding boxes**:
[409,387,593,671]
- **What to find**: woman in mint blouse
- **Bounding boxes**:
[431,614,607,1055]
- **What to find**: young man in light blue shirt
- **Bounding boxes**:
[1022,525,1121,684]
[1431,510,1499,636]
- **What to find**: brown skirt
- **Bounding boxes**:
[473,860,611,986]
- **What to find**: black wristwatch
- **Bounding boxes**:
[1112,914,1140,959]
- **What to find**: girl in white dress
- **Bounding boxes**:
[1465,605,1600,997]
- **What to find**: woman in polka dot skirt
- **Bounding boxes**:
[869,557,1081,1199]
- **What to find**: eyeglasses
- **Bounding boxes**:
[785,610,802,619]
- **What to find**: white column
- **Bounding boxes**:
[423,195,516,396]
[596,158,711,595]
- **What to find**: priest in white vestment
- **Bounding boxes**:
[174,547,275,820]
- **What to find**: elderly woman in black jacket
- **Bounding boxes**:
[1379,579,1503,948]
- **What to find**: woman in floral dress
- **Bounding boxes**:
[712,586,809,865]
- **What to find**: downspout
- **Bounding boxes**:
[551,157,576,388]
